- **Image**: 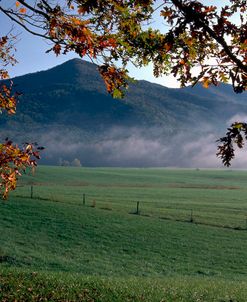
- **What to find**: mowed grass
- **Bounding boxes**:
[2,166,247,300]
[13,166,247,228]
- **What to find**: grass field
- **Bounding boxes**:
[1,166,247,301]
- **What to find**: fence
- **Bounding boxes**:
[12,184,247,232]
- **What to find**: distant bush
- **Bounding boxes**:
[58,158,81,167]
[71,158,82,167]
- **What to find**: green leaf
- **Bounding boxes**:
[112,88,123,99]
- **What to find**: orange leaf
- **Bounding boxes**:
[15,1,20,7]
[73,18,81,25]
[78,6,86,14]
[161,10,172,17]
[202,77,210,88]
[19,7,27,14]
[53,44,61,56]
[164,43,172,51]
[204,6,217,13]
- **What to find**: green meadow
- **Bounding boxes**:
[1,166,247,301]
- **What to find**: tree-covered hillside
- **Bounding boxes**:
[1,59,246,167]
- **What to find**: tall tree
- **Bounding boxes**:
[0,0,246,197]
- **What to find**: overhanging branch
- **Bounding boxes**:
[171,0,247,74]
[0,6,52,40]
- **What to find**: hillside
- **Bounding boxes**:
[0,59,246,167]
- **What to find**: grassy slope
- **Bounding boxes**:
[1,166,247,300]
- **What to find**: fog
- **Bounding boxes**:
[36,118,247,168]
[2,113,247,168]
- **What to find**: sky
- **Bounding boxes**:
[0,0,234,88]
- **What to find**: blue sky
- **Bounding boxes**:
[0,0,233,88]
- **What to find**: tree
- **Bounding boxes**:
[0,0,246,197]
[0,34,42,199]
[71,158,82,167]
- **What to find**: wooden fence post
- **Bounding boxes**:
[31,185,33,199]
[136,201,140,215]
[190,209,194,223]
[83,193,86,206]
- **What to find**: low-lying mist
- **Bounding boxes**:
[2,114,247,169]
[36,118,247,169]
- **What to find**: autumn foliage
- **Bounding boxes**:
[0,0,246,198]
[0,139,43,199]
[0,35,42,199]
[1,0,245,96]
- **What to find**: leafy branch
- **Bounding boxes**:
[217,123,247,166]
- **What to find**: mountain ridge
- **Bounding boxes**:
[1,58,246,167]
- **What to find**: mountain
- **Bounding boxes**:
[1,59,247,167]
